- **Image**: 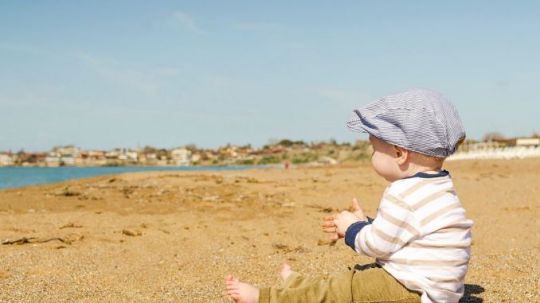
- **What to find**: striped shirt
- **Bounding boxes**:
[346,170,473,303]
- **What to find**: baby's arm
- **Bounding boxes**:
[346,195,421,258]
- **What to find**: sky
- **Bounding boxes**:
[1,1,539,151]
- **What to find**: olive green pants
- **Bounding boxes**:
[259,263,421,303]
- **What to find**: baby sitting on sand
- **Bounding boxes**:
[225,89,473,303]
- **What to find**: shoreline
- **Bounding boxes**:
[0,164,280,191]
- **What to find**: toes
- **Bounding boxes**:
[223,290,240,302]
[280,263,292,275]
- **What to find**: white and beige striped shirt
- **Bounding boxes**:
[349,171,473,303]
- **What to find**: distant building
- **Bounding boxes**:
[79,150,107,166]
[516,138,540,147]
[45,152,61,167]
[54,145,80,157]
[105,149,121,159]
[171,148,192,166]
[145,153,157,160]
[49,145,81,166]
[125,150,139,162]
[61,156,76,166]
[493,137,540,147]
[191,153,201,163]
[0,153,14,166]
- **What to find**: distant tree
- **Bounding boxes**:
[184,144,197,151]
[483,132,505,142]
[532,132,540,138]
[352,140,370,151]
[26,154,39,163]
[278,139,294,147]
[142,146,158,154]
[157,148,169,159]
[259,155,282,164]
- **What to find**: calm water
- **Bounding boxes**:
[0,166,262,190]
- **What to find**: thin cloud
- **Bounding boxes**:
[156,67,181,77]
[318,88,373,109]
[234,21,286,31]
[76,52,160,98]
[0,42,49,56]
[171,11,204,33]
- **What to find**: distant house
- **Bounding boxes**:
[493,137,540,147]
[105,149,122,159]
[516,138,540,147]
[139,152,157,165]
[0,153,14,166]
[171,148,192,166]
[45,152,61,167]
[54,145,80,157]
[49,145,81,166]
[191,153,201,164]
[145,153,157,160]
[125,150,139,162]
[80,150,107,166]
[61,156,76,166]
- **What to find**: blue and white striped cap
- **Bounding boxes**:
[347,88,465,158]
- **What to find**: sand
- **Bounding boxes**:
[0,159,539,302]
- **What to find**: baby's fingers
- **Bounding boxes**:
[322,215,335,221]
[321,220,336,227]
[352,198,361,211]
[322,227,337,233]
[321,221,337,233]
[323,229,337,234]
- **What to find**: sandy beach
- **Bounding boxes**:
[1,159,539,302]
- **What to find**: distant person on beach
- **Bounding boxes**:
[225,89,473,303]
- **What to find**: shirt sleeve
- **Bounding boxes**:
[353,193,421,258]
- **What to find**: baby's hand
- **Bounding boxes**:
[322,215,340,241]
[321,198,367,241]
[334,211,362,237]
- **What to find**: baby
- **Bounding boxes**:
[225,88,473,303]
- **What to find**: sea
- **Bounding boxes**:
[0,165,264,190]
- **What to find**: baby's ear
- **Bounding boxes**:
[393,145,403,157]
[393,145,409,164]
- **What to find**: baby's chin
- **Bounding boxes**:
[372,168,402,182]
[383,176,401,182]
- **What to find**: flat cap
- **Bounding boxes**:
[347,88,465,158]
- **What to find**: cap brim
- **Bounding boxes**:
[346,109,369,133]
[346,119,368,133]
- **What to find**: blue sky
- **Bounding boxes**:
[1,1,539,151]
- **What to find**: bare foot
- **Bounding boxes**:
[225,274,260,303]
[280,263,293,281]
